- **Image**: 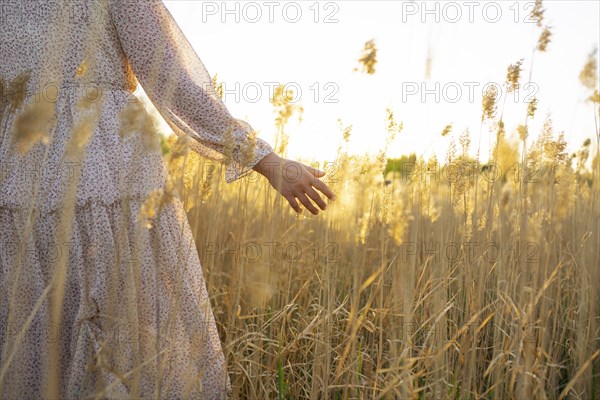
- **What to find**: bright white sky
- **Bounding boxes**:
[150,1,600,165]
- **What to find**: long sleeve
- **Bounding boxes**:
[108,0,274,183]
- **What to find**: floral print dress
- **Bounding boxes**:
[0,1,273,399]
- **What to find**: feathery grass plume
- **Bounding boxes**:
[341,120,352,143]
[240,128,258,168]
[63,56,106,160]
[506,59,524,92]
[459,128,471,155]
[441,124,453,137]
[477,211,486,231]
[221,124,235,167]
[377,183,392,224]
[6,70,32,113]
[527,97,539,118]
[427,153,438,175]
[63,92,105,160]
[272,84,303,126]
[579,46,598,90]
[531,0,545,27]
[497,119,505,137]
[527,132,544,167]
[576,138,591,172]
[164,134,203,194]
[494,128,520,180]
[481,85,498,122]
[199,163,215,205]
[334,119,352,186]
[517,124,529,141]
[448,142,476,239]
[378,108,402,174]
[537,125,574,222]
[453,130,475,209]
[11,96,56,154]
[212,73,224,100]
[336,118,352,159]
[528,113,567,165]
[446,135,457,164]
[536,113,553,158]
[354,39,378,75]
[537,26,552,52]
[540,121,568,165]
[388,191,412,244]
[356,211,371,245]
[271,84,303,158]
[385,107,403,140]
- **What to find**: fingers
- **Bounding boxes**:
[284,193,301,213]
[311,178,336,201]
[304,165,325,178]
[294,191,320,215]
[278,161,337,215]
[305,185,327,211]
[302,164,336,201]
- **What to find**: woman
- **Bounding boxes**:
[0,0,335,398]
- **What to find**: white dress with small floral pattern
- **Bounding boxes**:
[0,1,273,399]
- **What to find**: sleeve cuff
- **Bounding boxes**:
[224,137,274,183]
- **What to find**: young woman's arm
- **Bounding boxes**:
[109,0,334,213]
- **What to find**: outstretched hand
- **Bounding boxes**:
[252,152,336,215]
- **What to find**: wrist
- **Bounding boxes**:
[252,151,281,177]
